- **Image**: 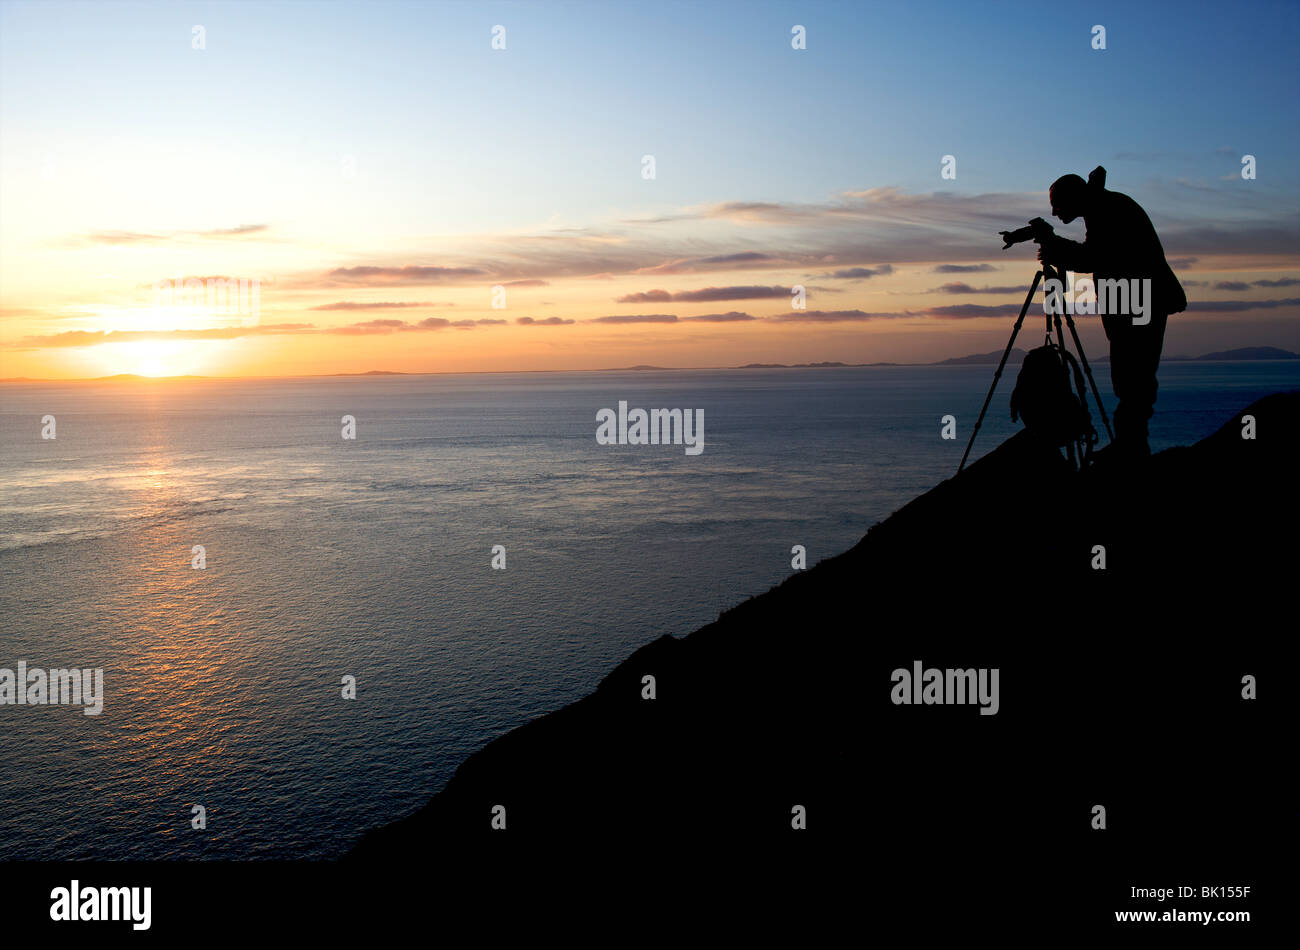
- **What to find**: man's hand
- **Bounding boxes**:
[1036,236,1059,265]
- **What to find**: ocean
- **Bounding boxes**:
[1,362,1296,859]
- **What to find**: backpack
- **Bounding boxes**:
[1159,261,1187,314]
[1010,344,1095,448]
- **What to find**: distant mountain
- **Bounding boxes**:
[1188,346,1299,361]
[6,346,1295,385]
[937,345,1298,366]
[738,361,853,369]
[1098,346,1300,364]
[735,360,912,368]
[931,349,1026,366]
[740,346,1299,368]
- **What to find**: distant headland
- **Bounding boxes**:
[2,347,1295,383]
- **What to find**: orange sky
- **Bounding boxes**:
[4,207,1298,380]
[8,273,1300,379]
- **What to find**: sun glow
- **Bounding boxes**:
[108,340,191,377]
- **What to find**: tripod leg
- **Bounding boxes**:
[1062,311,1114,442]
[958,270,1043,473]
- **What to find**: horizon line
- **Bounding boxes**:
[4,344,1298,383]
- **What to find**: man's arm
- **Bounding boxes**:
[1039,233,1093,272]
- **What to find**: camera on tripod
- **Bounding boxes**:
[957,187,1117,474]
[999,216,1055,250]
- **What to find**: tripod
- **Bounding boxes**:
[958,262,1113,473]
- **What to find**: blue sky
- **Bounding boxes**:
[5,0,1296,220]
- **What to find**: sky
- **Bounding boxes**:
[1,0,1298,378]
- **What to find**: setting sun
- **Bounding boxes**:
[97,339,205,378]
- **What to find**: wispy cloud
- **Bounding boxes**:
[80,230,168,245]
[309,301,446,311]
[590,314,677,324]
[323,265,489,286]
[1184,297,1300,313]
[202,224,269,237]
[926,303,1023,318]
[10,317,508,348]
[332,318,477,333]
[632,252,785,276]
[64,225,272,247]
[817,265,894,280]
[770,309,910,323]
[14,291,1299,351]
[275,186,1296,298]
[14,324,314,347]
[683,311,757,322]
[931,282,1024,295]
[616,285,792,303]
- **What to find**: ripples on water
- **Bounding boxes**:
[0,364,1295,858]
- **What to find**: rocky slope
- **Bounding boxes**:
[348,394,1294,911]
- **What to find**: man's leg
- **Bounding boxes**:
[1107,311,1168,454]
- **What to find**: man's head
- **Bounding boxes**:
[1049,174,1089,224]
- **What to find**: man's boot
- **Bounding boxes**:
[1113,408,1151,461]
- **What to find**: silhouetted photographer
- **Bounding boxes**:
[1036,167,1187,458]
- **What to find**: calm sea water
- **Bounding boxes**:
[1,363,1296,859]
